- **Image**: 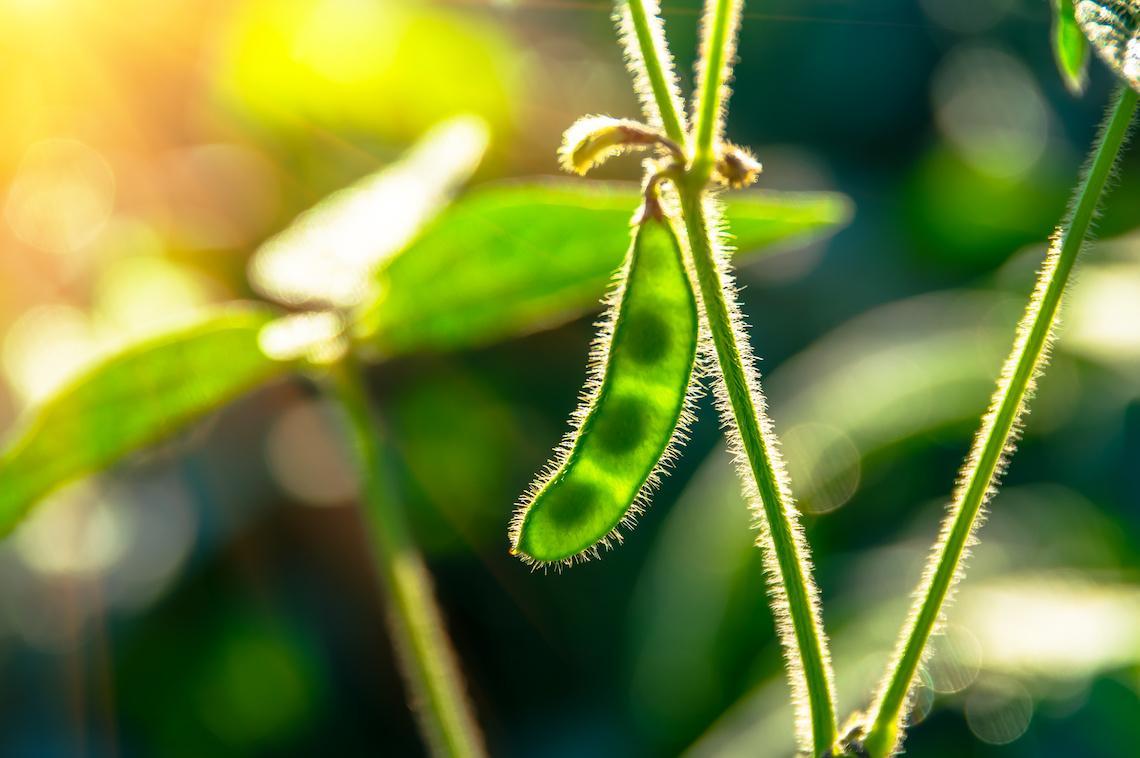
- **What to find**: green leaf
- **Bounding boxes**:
[1075,0,1140,92]
[1053,0,1091,94]
[353,180,851,357]
[0,304,288,535]
[248,116,488,309]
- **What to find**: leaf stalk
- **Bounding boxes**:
[692,0,740,177]
[862,84,1138,758]
[329,359,486,758]
[618,1,839,751]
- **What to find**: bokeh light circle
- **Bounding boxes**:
[4,138,115,256]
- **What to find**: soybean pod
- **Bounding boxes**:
[510,211,700,566]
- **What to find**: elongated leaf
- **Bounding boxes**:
[1054,0,1091,94]
[249,116,488,308]
[354,180,851,356]
[0,304,288,534]
[1076,0,1140,92]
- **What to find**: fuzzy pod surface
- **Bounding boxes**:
[510,213,700,566]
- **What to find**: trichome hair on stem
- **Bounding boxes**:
[866,233,1069,753]
[682,190,837,753]
[692,0,744,158]
[616,0,689,141]
[863,85,1137,757]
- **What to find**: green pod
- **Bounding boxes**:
[510,213,700,566]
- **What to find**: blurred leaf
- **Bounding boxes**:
[673,484,1136,757]
[0,305,287,535]
[1053,0,1091,94]
[905,146,1068,269]
[1064,233,1140,377]
[354,181,852,357]
[1075,1,1140,92]
[249,116,488,309]
[258,310,350,366]
[956,575,1140,679]
[767,291,1019,506]
[213,0,518,143]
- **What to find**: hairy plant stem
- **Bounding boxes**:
[863,84,1139,758]
[679,183,838,755]
[621,0,838,750]
[691,0,738,177]
[329,359,486,758]
[624,0,687,146]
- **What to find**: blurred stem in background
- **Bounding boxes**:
[862,84,1139,757]
[329,359,486,758]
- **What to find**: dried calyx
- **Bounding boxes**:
[714,143,763,188]
[560,116,763,191]
[559,115,682,175]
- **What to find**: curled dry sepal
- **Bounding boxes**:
[559,114,761,190]
[714,143,763,188]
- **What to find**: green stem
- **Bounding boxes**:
[680,184,838,756]
[621,0,836,750]
[624,0,687,147]
[692,0,738,175]
[863,85,1138,758]
[329,359,486,758]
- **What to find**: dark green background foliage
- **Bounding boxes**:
[0,1,1137,756]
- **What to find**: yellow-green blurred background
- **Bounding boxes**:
[1,0,1139,755]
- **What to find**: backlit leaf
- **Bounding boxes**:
[1053,0,1091,94]
[354,180,852,357]
[0,304,288,534]
[249,116,488,309]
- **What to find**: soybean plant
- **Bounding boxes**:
[0,110,846,755]
[510,1,1139,757]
